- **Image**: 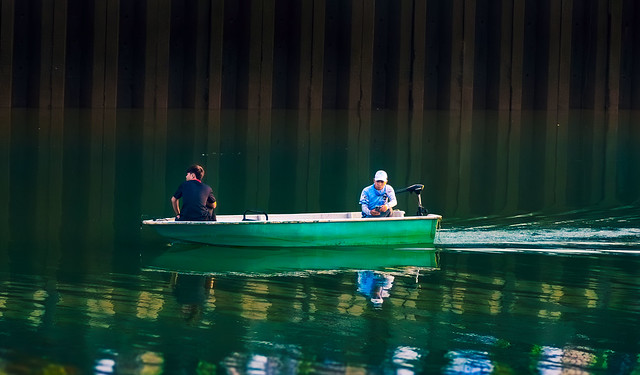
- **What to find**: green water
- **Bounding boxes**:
[1,109,639,374]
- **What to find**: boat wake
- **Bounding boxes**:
[436,206,640,255]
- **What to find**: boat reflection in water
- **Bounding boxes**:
[141,242,439,276]
[141,243,440,372]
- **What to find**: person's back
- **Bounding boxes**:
[172,164,217,221]
[174,179,215,221]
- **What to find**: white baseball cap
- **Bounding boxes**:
[374,170,388,182]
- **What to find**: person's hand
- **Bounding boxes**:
[371,208,381,216]
[378,204,388,212]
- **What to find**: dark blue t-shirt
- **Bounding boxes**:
[173,180,216,221]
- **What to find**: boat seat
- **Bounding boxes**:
[392,210,405,217]
[348,210,405,218]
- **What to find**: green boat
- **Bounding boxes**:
[142,211,441,247]
[141,184,442,247]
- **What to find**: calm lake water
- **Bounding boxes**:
[1,109,640,374]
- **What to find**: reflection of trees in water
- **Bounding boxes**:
[6,109,638,235]
[221,345,426,374]
[130,109,638,218]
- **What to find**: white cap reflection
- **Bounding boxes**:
[357,271,394,307]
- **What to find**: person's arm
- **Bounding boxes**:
[207,193,217,209]
[171,196,180,217]
[360,188,378,216]
[377,187,396,213]
[386,186,397,209]
[361,203,372,216]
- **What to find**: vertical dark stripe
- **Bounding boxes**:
[260,0,275,109]
[208,0,224,109]
[395,0,412,110]
[607,0,622,112]
[117,0,144,108]
[144,0,159,108]
[168,0,185,107]
[498,0,513,110]
[247,0,263,109]
[322,0,338,108]
[310,0,325,109]
[424,0,443,109]
[520,0,536,109]
[145,0,171,108]
[411,0,427,113]
[546,0,561,112]
[104,0,119,108]
[449,0,463,110]
[592,0,607,111]
[51,0,67,108]
[92,0,107,108]
[0,0,15,108]
[37,0,67,108]
[39,0,53,107]
[193,0,210,109]
[371,0,388,109]
[297,0,313,109]
[510,0,524,111]
[360,0,374,110]
[156,0,171,108]
[348,0,364,110]
[461,0,476,112]
[557,0,572,111]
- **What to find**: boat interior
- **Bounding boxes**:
[219,210,407,222]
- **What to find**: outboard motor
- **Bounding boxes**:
[396,184,428,216]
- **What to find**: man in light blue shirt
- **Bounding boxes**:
[359,170,397,217]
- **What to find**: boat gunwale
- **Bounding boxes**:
[142,213,442,226]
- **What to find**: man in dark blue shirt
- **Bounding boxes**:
[171,164,217,221]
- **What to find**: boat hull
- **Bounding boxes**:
[142,212,442,247]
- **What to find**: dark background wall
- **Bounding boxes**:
[0,0,638,111]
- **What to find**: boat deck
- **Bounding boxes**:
[147,210,415,224]
[222,210,408,222]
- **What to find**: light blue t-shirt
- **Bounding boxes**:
[359,184,397,217]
